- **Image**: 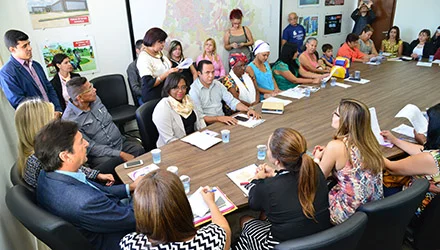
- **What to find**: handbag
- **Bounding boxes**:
[243,26,254,62]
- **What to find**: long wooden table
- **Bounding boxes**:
[116,60,440,208]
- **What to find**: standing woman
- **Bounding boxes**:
[358,25,378,56]
[223,8,254,64]
[313,99,384,225]
[223,53,259,107]
[246,40,280,100]
[381,26,403,57]
[409,29,435,59]
[152,72,206,147]
[137,27,179,103]
[119,169,231,250]
[168,40,198,84]
[235,128,331,249]
[50,53,80,111]
[196,38,225,79]
[298,37,330,74]
[351,0,375,35]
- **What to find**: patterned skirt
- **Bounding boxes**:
[234,219,279,250]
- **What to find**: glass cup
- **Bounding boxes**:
[303,88,311,97]
[429,55,434,62]
[257,145,267,160]
[221,129,230,143]
[330,77,336,86]
[320,79,326,88]
[354,70,361,80]
[151,149,161,164]
[418,55,422,61]
[180,175,190,194]
[167,166,178,175]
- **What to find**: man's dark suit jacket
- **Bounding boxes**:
[37,170,135,250]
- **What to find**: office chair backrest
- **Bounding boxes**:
[275,211,368,250]
[90,74,128,109]
[356,178,429,250]
[402,41,412,57]
[10,162,35,193]
[136,99,161,152]
[5,185,93,250]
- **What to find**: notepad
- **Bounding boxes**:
[416,62,432,67]
[181,131,222,150]
[226,164,258,196]
[234,114,265,128]
[188,186,237,227]
[127,163,159,181]
[395,104,428,134]
[261,102,284,115]
[261,97,292,106]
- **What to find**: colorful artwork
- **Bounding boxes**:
[27,0,90,29]
[325,0,344,6]
[299,0,320,7]
[299,15,319,37]
[40,38,98,77]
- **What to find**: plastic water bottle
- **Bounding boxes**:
[304,88,311,97]
[330,77,336,87]
[320,80,326,88]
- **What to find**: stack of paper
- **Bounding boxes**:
[234,114,265,128]
[226,164,258,196]
[127,164,159,181]
[395,104,428,134]
[416,62,432,67]
[278,88,305,99]
[181,131,222,150]
[261,97,292,106]
[188,186,237,226]
[369,107,393,148]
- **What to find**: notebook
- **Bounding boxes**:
[261,102,284,114]
[226,164,258,196]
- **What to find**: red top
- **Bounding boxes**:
[337,43,366,61]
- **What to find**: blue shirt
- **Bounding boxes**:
[189,78,240,117]
[248,61,275,100]
[282,24,306,52]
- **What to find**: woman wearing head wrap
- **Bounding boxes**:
[272,43,327,91]
[222,53,259,107]
[246,40,280,100]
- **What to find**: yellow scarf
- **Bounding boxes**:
[167,95,194,119]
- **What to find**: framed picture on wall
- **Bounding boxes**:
[324,14,342,35]
[299,15,319,37]
[324,0,344,6]
[298,0,320,7]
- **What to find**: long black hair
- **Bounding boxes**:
[278,42,299,74]
[424,103,440,150]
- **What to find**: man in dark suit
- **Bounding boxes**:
[0,29,62,111]
[34,120,142,250]
[50,53,80,111]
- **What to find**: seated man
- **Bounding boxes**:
[126,39,143,106]
[189,60,260,125]
[34,120,141,250]
[62,76,144,170]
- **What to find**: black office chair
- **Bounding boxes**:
[126,73,140,107]
[275,212,368,250]
[5,185,93,250]
[90,74,137,132]
[402,41,412,57]
[10,162,35,193]
[135,99,161,152]
[356,178,429,250]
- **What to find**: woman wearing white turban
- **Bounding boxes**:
[246,40,280,100]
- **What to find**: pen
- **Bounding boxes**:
[207,188,217,193]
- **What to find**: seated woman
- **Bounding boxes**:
[152,72,206,147]
[337,33,370,63]
[246,40,280,100]
[381,26,403,57]
[14,98,114,188]
[409,29,435,59]
[119,169,231,250]
[298,37,330,73]
[196,38,225,79]
[50,53,80,111]
[223,53,259,107]
[432,26,440,52]
[235,128,331,249]
[168,40,198,85]
[273,42,327,91]
[381,103,440,217]
[313,98,384,224]
[358,25,378,56]
[137,27,179,102]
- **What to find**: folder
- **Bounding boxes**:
[261,102,284,114]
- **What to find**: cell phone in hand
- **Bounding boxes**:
[235,115,249,122]
[124,160,143,169]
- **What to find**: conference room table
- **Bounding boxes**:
[116,59,440,208]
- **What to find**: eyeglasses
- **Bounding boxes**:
[333,111,340,117]
[172,85,188,91]
[79,83,94,96]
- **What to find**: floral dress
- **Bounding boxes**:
[329,137,384,224]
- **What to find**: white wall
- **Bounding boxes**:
[394,0,440,43]
[281,0,357,56]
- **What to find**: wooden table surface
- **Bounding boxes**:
[116,60,440,208]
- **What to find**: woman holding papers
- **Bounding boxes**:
[272,42,326,91]
[246,40,280,100]
[168,40,198,85]
[381,26,403,57]
[235,128,330,250]
[153,72,206,147]
[313,98,384,225]
[298,37,330,74]
[381,103,440,217]
[223,53,259,107]
[120,169,231,249]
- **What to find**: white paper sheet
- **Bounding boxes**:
[177,58,193,69]
[181,131,222,150]
[335,82,352,88]
[344,78,370,84]
[323,67,338,82]
[261,97,292,106]
[127,164,159,181]
[369,107,393,148]
[432,59,440,64]
[234,114,265,128]
[387,57,403,62]
[395,104,428,134]
[278,88,305,99]
[416,62,432,67]
[391,124,415,138]
[226,164,258,196]
[382,52,392,57]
